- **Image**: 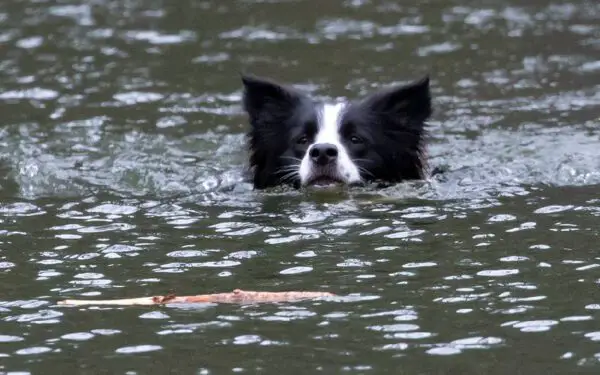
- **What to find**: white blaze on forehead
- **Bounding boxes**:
[296,101,362,185]
[315,102,345,143]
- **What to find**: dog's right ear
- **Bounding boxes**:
[241,74,302,120]
[361,75,431,126]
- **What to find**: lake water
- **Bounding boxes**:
[1,0,600,373]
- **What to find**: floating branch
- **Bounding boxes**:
[58,289,335,306]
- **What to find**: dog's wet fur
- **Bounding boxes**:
[241,74,432,189]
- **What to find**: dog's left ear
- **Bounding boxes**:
[363,76,431,124]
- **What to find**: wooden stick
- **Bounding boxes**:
[57,289,335,306]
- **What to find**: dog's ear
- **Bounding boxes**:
[362,76,431,125]
[241,75,302,121]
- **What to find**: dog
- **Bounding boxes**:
[241,74,432,189]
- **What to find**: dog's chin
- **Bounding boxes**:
[303,175,365,188]
[305,176,344,187]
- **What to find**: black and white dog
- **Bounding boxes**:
[241,74,432,189]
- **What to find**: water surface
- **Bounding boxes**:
[1,0,600,373]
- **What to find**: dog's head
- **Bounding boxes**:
[242,74,431,189]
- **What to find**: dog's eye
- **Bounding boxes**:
[296,136,308,145]
[350,135,363,144]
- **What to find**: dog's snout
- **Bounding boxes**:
[309,143,338,166]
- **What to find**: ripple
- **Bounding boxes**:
[123,30,195,44]
[337,259,372,268]
[16,36,43,49]
[50,224,85,231]
[61,332,95,341]
[192,53,230,64]
[265,234,320,244]
[166,250,214,258]
[368,324,420,332]
[233,335,262,345]
[113,91,164,105]
[100,244,143,254]
[488,214,517,222]
[55,234,82,240]
[361,309,417,318]
[506,222,537,232]
[70,279,112,286]
[15,346,53,355]
[91,329,121,336]
[530,244,551,250]
[220,26,294,41]
[0,334,24,342]
[280,266,313,275]
[87,204,138,215]
[289,211,329,224]
[385,229,426,239]
[140,311,170,320]
[359,226,392,235]
[403,262,437,268]
[0,88,58,100]
[396,332,435,340]
[426,346,462,355]
[115,345,162,354]
[451,336,504,348]
[0,202,42,215]
[77,223,135,233]
[317,19,429,40]
[418,42,462,56]
[49,4,93,25]
[73,272,104,279]
[579,61,600,72]
[156,115,187,129]
[226,251,259,260]
[499,256,529,262]
[534,205,575,214]
[332,218,371,227]
[511,320,559,332]
[8,310,63,324]
[263,309,317,322]
[584,332,600,341]
[157,260,241,271]
[560,315,592,322]
[477,269,519,277]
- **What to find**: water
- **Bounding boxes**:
[1,0,599,373]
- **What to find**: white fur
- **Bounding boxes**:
[298,102,362,185]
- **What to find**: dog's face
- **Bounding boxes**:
[242,75,431,189]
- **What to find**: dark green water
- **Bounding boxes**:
[1,0,600,373]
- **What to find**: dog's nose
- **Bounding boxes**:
[309,143,338,166]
